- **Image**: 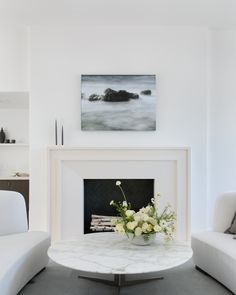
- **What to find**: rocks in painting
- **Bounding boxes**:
[141,89,152,95]
[103,88,139,102]
[103,88,129,102]
[104,88,114,95]
[129,93,139,99]
[87,88,140,102]
[88,94,104,102]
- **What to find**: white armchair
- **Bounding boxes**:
[0,190,50,295]
[192,192,236,294]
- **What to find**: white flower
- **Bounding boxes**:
[110,200,114,205]
[115,224,125,233]
[134,227,142,236]
[145,223,153,233]
[139,207,150,215]
[166,227,173,233]
[154,224,162,232]
[133,213,142,222]
[122,201,128,207]
[152,194,161,207]
[125,209,135,217]
[111,218,117,226]
[116,181,121,186]
[139,207,146,213]
[142,213,149,222]
[146,224,153,232]
[142,222,149,232]
[127,221,138,231]
[148,217,156,225]
[160,220,167,228]
[136,212,149,222]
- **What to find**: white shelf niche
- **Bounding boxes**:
[0,91,29,178]
[0,92,29,144]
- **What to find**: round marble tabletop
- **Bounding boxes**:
[48,232,193,275]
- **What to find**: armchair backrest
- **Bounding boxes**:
[213,192,236,232]
[0,190,28,235]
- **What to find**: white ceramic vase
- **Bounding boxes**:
[127,233,156,246]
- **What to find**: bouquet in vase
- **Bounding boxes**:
[110,181,176,245]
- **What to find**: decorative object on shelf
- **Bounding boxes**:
[81,75,156,131]
[54,120,64,146]
[110,180,176,246]
[55,119,58,145]
[0,128,6,143]
[5,139,10,143]
[61,125,64,145]
[10,139,16,144]
[12,172,30,178]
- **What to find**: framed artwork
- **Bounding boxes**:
[81,75,156,131]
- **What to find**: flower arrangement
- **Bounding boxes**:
[110,180,176,243]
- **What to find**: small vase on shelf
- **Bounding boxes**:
[0,128,6,143]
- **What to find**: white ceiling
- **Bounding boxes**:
[0,0,235,28]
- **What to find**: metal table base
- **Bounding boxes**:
[78,274,164,294]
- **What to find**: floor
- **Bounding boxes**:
[19,260,232,295]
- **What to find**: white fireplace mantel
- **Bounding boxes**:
[48,147,191,242]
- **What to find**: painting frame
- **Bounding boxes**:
[81,74,156,131]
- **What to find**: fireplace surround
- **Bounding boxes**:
[48,147,190,242]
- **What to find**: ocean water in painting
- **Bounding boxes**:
[81,75,156,131]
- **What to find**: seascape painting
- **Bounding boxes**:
[81,75,156,131]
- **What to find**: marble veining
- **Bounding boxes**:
[48,233,193,274]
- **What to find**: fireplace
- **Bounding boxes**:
[84,179,154,234]
[49,147,190,242]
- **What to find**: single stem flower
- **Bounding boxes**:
[116,181,128,203]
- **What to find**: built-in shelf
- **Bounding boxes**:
[0,177,29,180]
[0,91,30,188]
[0,144,29,147]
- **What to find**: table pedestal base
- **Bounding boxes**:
[78,274,164,294]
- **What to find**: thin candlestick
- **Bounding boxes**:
[55,120,58,145]
[61,125,64,145]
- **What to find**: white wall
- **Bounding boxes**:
[0,26,29,91]
[29,26,208,232]
[207,30,236,225]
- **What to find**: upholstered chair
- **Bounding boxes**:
[192,192,236,294]
[0,190,50,295]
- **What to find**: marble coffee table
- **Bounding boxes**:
[48,232,192,294]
